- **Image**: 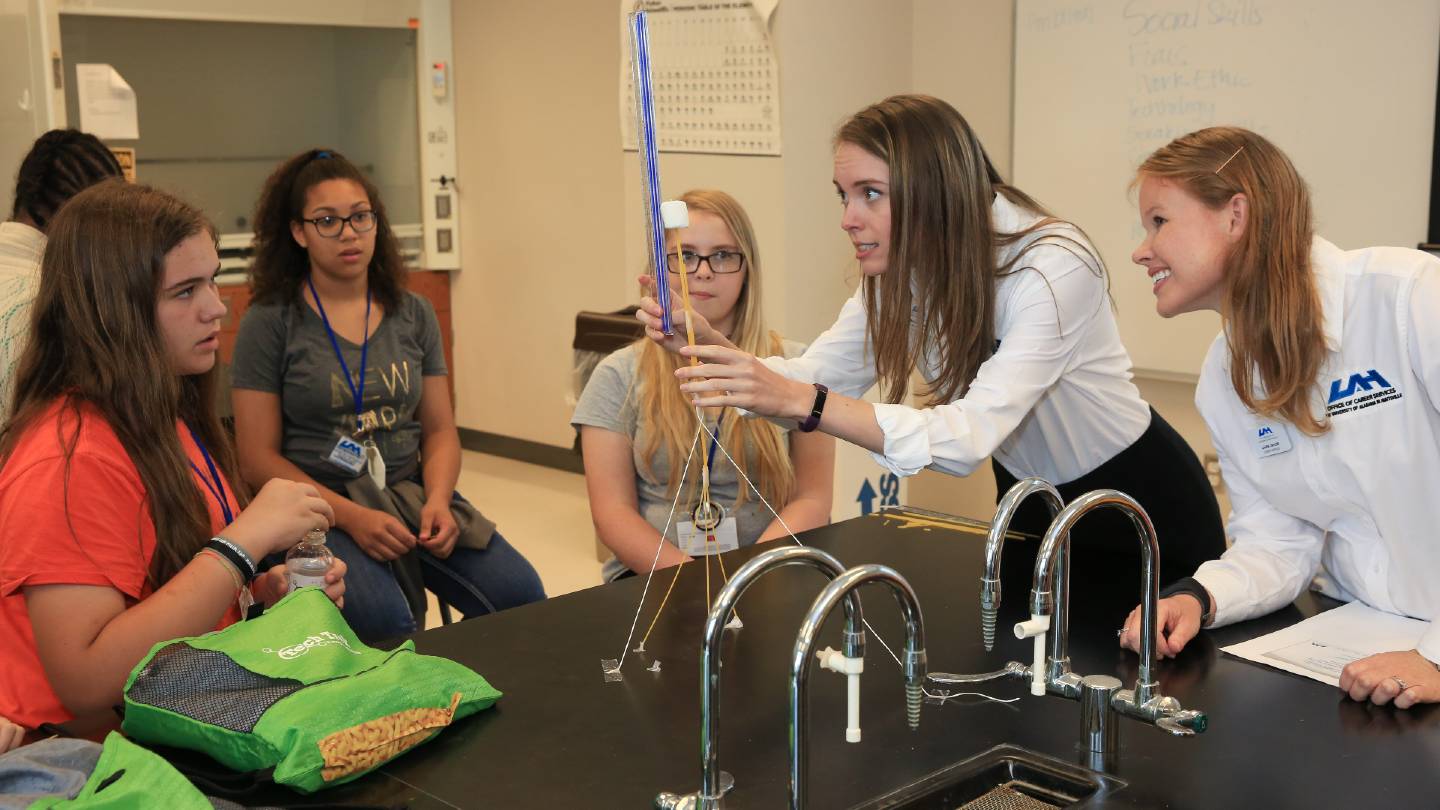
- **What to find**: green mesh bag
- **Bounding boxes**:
[120,587,500,793]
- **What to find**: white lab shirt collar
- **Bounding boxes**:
[1310,236,1347,354]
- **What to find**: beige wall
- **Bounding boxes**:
[450,0,626,444]
[449,0,1222,522]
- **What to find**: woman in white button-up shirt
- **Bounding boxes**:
[640,94,1225,587]
[1120,126,1439,709]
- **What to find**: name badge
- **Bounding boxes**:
[1253,420,1293,458]
[678,517,740,556]
[327,434,367,474]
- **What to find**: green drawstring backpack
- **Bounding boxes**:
[26,733,212,810]
[120,587,500,793]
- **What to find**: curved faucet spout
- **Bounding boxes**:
[790,564,926,810]
[688,546,864,809]
[982,478,1063,650]
[1030,489,1160,703]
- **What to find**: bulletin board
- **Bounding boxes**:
[619,0,782,156]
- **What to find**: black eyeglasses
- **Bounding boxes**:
[302,210,377,239]
[665,250,746,275]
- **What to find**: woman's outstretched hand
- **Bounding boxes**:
[674,344,814,420]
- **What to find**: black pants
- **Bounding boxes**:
[991,407,1225,590]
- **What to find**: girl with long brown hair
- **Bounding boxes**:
[639,94,1225,587]
[1120,126,1440,709]
[0,181,343,730]
[232,149,544,643]
[574,190,834,580]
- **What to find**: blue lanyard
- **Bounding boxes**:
[185,423,233,524]
[705,413,724,476]
[306,275,371,418]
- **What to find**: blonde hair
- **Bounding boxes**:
[635,189,794,508]
[835,94,1102,406]
[1137,127,1326,435]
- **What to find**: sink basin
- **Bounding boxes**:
[848,744,1125,809]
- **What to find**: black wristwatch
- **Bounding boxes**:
[1161,577,1214,625]
[798,383,828,433]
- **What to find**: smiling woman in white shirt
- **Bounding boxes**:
[1119,126,1439,709]
[638,94,1226,586]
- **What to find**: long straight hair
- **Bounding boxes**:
[1137,127,1326,435]
[0,181,240,587]
[835,94,1101,406]
[634,189,794,508]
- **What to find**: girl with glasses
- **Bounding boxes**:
[639,95,1226,590]
[232,149,544,642]
[574,189,835,581]
[0,182,343,730]
[1118,127,1439,708]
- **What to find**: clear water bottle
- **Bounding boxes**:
[287,529,333,592]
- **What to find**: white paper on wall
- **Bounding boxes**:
[76,63,138,140]
[619,0,782,156]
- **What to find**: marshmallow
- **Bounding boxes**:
[660,199,689,229]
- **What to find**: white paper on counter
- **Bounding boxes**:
[76,64,138,140]
[1221,601,1429,687]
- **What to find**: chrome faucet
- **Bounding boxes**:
[1021,489,1207,735]
[980,478,1064,651]
[790,564,926,810]
[655,546,865,810]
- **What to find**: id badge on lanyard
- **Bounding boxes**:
[310,277,386,489]
[677,415,737,555]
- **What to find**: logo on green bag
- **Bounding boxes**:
[263,631,363,660]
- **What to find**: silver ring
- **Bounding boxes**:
[1392,675,1411,691]
[1116,627,1126,638]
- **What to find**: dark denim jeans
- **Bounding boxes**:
[325,524,546,643]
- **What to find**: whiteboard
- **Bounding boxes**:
[1014,0,1440,377]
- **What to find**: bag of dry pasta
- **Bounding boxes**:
[119,587,500,793]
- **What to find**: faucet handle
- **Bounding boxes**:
[1156,709,1208,736]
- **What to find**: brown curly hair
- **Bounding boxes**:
[248,149,406,311]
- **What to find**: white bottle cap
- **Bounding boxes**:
[660,200,689,229]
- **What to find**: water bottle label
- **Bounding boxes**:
[289,574,328,591]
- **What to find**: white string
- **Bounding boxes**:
[614,404,910,677]
[921,689,1021,705]
[698,418,908,671]
[613,425,704,673]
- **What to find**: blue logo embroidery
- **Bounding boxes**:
[1325,368,1401,416]
[1327,369,1391,404]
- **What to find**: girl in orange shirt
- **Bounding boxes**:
[0,181,345,730]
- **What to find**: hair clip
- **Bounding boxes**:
[1215,145,1245,175]
[314,150,333,159]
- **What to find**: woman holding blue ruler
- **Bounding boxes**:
[639,95,1226,589]
[232,149,544,642]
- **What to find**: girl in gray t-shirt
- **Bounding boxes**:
[572,189,834,582]
[231,149,544,642]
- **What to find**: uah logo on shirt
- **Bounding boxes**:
[1325,368,1402,417]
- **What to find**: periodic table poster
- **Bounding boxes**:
[620,0,782,156]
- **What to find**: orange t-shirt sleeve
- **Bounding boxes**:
[0,451,152,601]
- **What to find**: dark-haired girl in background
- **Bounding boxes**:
[0,129,123,422]
[232,149,544,642]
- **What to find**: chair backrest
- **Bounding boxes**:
[570,306,647,453]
